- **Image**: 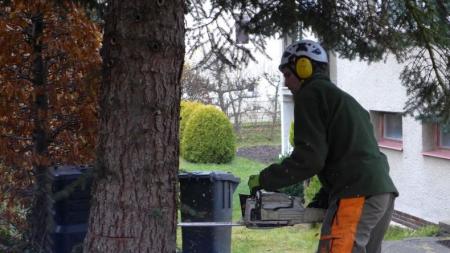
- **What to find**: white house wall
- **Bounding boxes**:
[335,56,406,112]
[280,87,294,156]
[335,55,450,224]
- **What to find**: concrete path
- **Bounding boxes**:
[382,237,450,253]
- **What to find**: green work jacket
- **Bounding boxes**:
[259,73,398,200]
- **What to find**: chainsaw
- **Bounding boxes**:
[178,190,325,228]
[239,190,326,228]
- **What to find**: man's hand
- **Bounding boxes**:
[248,174,261,195]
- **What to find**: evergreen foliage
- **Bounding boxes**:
[187,0,450,123]
[181,105,236,164]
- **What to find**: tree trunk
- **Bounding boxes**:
[27,12,50,251]
[83,1,184,252]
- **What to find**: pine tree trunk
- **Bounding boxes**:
[83,1,184,252]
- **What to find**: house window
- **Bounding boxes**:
[422,123,450,160]
[383,113,403,141]
[438,125,450,149]
[370,111,403,151]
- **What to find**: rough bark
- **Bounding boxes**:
[83,1,184,252]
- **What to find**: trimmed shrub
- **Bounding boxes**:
[181,105,236,163]
[180,100,204,140]
[275,154,305,201]
[305,175,322,204]
[289,121,295,147]
[279,182,305,201]
[280,122,322,204]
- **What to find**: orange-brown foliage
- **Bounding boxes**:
[0,0,102,232]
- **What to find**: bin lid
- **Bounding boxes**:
[179,171,240,183]
[48,165,91,180]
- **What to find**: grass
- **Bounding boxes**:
[232,225,320,253]
[236,122,281,148]
[384,225,440,241]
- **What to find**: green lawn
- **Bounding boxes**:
[236,122,281,148]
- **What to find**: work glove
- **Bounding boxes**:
[247,174,261,195]
[307,200,324,209]
[306,187,329,209]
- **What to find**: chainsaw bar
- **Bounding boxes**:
[178,221,244,227]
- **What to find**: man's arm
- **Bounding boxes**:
[258,86,329,191]
[259,142,326,191]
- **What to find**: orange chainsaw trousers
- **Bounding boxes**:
[317,193,395,253]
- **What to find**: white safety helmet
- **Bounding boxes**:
[279,40,328,70]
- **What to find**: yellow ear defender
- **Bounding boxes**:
[295,57,313,79]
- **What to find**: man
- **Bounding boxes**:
[248,40,398,253]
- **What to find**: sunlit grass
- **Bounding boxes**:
[384,225,440,241]
[232,225,320,253]
[236,122,281,148]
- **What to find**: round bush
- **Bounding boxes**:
[180,100,204,140]
[181,105,236,163]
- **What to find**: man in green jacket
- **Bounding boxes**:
[248,40,398,253]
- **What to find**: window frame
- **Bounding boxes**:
[422,124,450,160]
[377,112,403,151]
[437,125,450,150]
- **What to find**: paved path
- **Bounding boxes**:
[382,237,450,253]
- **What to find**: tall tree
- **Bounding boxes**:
[82,1,185,252]
[0,1,101,249]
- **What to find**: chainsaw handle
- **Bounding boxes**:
[250,187,262,196]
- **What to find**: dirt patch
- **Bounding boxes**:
[236,145,281,164]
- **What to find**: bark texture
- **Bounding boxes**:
[83,1,184,252]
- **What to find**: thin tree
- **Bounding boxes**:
[204,63,259,134]
[0,1,101,250]
[263,72,282,141]
[181,63,211,104]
